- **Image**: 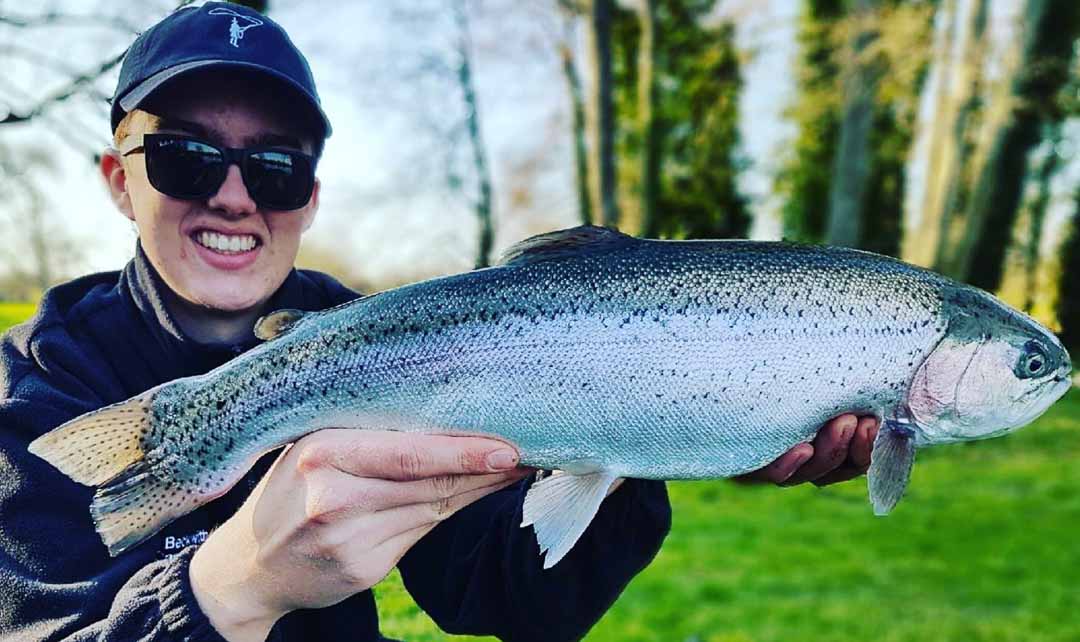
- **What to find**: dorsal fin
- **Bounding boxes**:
[497,225,638,267]
[254,309,306,341]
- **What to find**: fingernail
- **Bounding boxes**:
[782,452,812,481]
[487,449,518,470]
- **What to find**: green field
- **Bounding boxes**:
[3,305,1078,641]
[0,302,36,331]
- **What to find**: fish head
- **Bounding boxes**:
[907,287,1071,445]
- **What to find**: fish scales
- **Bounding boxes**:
[154,239,946,481]
[29,226,1071,566]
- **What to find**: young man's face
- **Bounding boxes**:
[102,73,321,314]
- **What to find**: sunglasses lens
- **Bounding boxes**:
[245,151,314,210]
[146,137,225,199]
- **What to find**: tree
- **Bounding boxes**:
[451,0,496,268]
[610,0,749,239]
[359,1,501,269]
[635,0,660,236]
[903,0,989,268]
[951,0,1080,291]
[585,0,621,227]
[0,147,84,299]
[655,17,749,239]
[555,2,594,225]
[776,0,845,244]
[825,0,881,248]
[1018,123,1061,313]
[778,0,932,256]
[1057,192,1080,356]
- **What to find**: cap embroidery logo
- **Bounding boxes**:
[207,7,264,48]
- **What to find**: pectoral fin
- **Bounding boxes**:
[867,420,916,516]
[254,309,306,341]
[521,470,618,569]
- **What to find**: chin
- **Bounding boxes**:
[186,282,270,314]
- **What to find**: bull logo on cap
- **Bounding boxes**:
[207,7,264,48]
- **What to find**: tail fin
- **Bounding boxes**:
[28,393,202,556]
[29,394,154,486]
[90,458,202,556]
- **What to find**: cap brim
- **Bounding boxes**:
[118,59,332,137]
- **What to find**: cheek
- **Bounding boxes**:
[265,213,309,254]
[908,339,979,426]
[954,345,1021,426]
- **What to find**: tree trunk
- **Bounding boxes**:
[558,31,593,226]
[902,0,957,265]
[776,0,844,244]
[930,0,989,274]
[953,0,1080,289]
[1057,192,1080,356]
[906,0,990,269]
[586,0,620,228]
[825,0,879,248]
[636,0,660,238]
[452,0,494,269]
[1021,123,1060,312]
[26,187,50,293]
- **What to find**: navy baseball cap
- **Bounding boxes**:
[111,1,331,138]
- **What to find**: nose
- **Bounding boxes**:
[206,164,257,218]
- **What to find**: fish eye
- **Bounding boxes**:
[1017,342,1050,379]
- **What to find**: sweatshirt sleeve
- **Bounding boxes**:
[397,476,671,642]
[0,398,227,642]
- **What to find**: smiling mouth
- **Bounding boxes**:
[192,230,260,254]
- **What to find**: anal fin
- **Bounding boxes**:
[867,419,917,515]
[521,470,617,569]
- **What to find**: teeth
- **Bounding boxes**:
[195,231,257,254]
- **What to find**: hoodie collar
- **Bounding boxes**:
[119,241,305,366]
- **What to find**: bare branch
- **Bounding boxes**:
[0,50,125,126]
[0,45,112,102]
[0,11,141,32]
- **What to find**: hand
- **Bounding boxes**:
[735,414,879,487]
[189,430,531,642]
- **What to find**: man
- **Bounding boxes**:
[0,3,878,641]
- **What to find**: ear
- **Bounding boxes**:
[100,149,134,221]
[300,177,320,233]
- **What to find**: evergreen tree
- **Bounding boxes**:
[957,0,1080,291]
[1057,197,1080,355]
[612,0,749,239]
[775,0,845,244]
[777,0,932,256]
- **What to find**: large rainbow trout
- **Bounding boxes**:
[30,226,1072,567]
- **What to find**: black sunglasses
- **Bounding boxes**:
[120,133,316,211]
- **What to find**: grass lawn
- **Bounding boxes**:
[0,302,36,331]
[3,305,1078,641]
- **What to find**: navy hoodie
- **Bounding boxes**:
[0,246,671,642]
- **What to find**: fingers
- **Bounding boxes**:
[734,443,813,484]
[294,429,521,480]
[371,474,524,539]
[782,414,859,486]
[313,474,523,560]
[849,416,878,469]
[811,416,879,487]
[302,467,531,523]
